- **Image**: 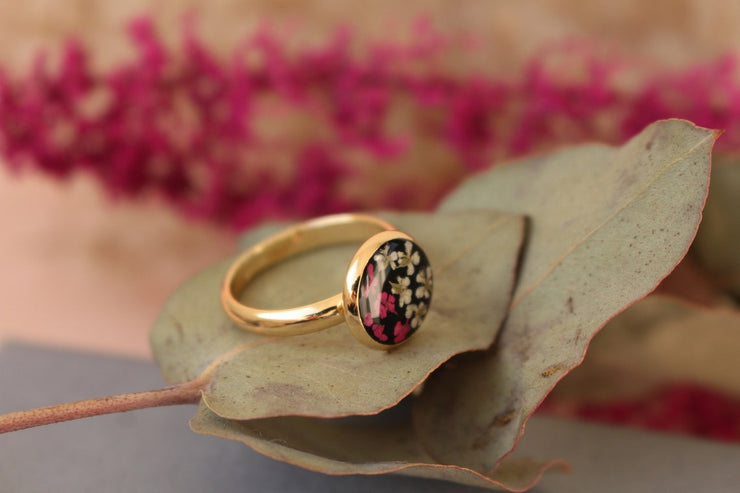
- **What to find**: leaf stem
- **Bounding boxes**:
[0,377,207,434]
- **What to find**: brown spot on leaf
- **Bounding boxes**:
[168,313,184,338]
[566,296,574,314]
[471,409,517,450]
[541,363,567,378]
[492,409,516,426]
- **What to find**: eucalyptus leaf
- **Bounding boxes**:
[414,119,718,470]
[151,211,525,419]
[693,158,740,298]
[190,402,568,491]
[550,295,740,403]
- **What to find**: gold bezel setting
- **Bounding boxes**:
[343,231,432,350]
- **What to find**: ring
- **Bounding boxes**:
[221,213,433,350]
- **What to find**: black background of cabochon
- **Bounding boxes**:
[358,239,432,345]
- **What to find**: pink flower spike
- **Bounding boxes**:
[3,16,740,231]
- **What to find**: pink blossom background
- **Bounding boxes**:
[3,18,740,229]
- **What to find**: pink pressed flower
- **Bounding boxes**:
[393,320,411,343]
[372,324,388,342]
[363,312,374,327]
[365,270,382,302]
[365,263,374,285]
[379,292,397,318]
[363,276,383,319]
[362,264,382,317]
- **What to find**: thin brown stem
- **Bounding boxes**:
[0,377,208,434]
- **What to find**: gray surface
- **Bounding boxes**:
[1,343,739,492]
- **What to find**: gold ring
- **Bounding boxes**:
[221,213,433,350]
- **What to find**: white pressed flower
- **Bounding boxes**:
[373,244,393,270]
[390,275,412,307]
[415,266,433,299]
[393,241,421,275]
[406,302,428,328]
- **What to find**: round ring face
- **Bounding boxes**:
[357,238,433,346]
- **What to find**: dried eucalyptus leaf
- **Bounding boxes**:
[415,119,718,470]
[693,158,740,298]
[150,211,525,419]
[190,402,567,491]
[550,295,740,403]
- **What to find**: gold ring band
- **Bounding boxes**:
[221,213,433,349]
